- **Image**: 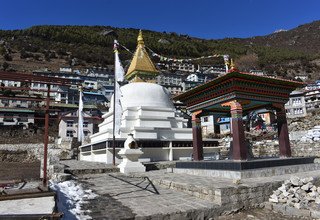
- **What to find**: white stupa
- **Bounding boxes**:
[80,31,217,164]
[90,82,191,142]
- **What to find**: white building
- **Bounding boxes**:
[305,89,320,111]
[0,109,34,127]
[58,110,97,143]
[285,90,307,118]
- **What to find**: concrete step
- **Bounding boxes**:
[59,159,119,176]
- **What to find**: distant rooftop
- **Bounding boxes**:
[0,108,35,113]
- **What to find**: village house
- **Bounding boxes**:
[0,108,34,128]
[58,109,101,143]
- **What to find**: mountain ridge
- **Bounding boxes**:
[0,20,319,80]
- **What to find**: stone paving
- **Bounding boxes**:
[79,173,221,219]
[61,160,320,219]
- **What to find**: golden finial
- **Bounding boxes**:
[228,58,238,72]
[137,30,144,45]
[230,59,235,69]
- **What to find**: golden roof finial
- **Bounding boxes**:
[230,59,235,69]
[228,58,238,72]
[125,30,159,82]
[137,30,144,45]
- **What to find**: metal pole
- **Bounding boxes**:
[112,78,116,166]
[43,84,50,187]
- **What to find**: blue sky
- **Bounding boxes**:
[0,0,319,39]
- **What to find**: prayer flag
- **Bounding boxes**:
[78,89,84,143]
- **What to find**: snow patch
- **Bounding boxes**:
[50,180,97,220]
[274,29,287,33]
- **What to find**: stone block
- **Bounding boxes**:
[279,198,287,203]
[290,176,302,186]
[286,206,311,218]
[52,173,72,182]
[282,191,289,197]
[311,210,320,219]
[301,183,312,191]
[294,202,301,209]
[52,164,65,173]
[273,203,286,214]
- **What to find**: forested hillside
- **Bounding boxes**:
[0,21,319,79]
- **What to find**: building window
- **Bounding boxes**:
[203,117,208,122]
[18,114,28,122]
[66,130,74,137]
[4,114,14,122]
[83,121,88,127]
[84,130,90,136]
[293,108,303,114]
[66,120,73,127]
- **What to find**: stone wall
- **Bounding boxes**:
[250,140,320,158]
[0,143,72,162]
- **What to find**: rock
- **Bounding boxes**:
[269,197,279,203]
[295,192,304,200]
[286,201,295,207]
[274,189,281,196]
[290,176,301,186]
[51,173,71,182]
[284,179,291,185]
[294,203,301,209]
[301,183,312,191]
[305,177,314,183]
[291,198,300,203]
[315,197,320,204]
[301,178,309,184]
[282,191,290,197]
[317,187,320,194]
[308,191,318,198]
[306,195,315,202]
[288,187,296,194]
[279,184,289,192]
[279,198,287,203]
[270,194,278,200]
[300,199,309,209]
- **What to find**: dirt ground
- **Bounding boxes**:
[0,162,40,181]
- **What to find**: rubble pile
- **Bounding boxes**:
[288,111,320,132]
[269,176,320,209]
[300,126,320,143]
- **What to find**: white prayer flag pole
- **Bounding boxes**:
[78,87,84,144]
[112,40,125,165]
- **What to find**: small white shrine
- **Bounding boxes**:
[118,134,146,174]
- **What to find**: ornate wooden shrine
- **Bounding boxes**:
[174,68,304,161]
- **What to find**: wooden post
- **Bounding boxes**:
[276,105,291,157]
[192,111,203,161]
[43,84,50,187]
[222,100,247,160]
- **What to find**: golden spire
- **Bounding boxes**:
[125,30,159,82]
[230,59,235,69]
[229,58,238,72]
[137,30,144,45]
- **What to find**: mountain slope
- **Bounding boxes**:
[0,21,319,79]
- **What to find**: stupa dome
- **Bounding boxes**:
[110,82,174,110]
